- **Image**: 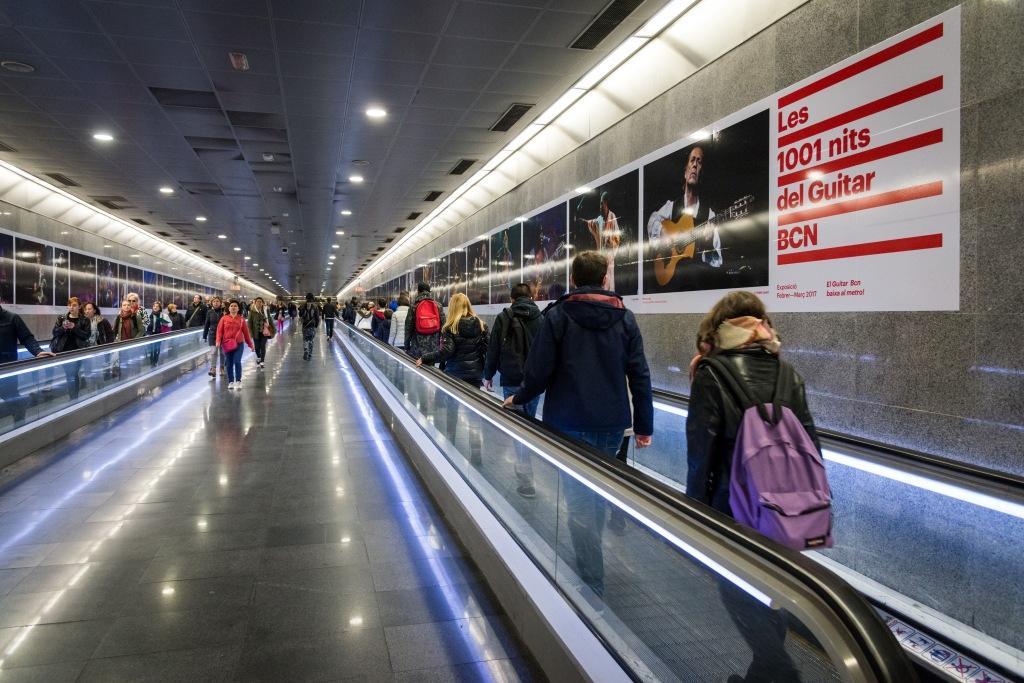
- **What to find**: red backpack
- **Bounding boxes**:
[414,298,440,335]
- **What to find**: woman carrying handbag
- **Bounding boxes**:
[215,300,254,389]
[246,296,274,369]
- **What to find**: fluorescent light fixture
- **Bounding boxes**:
[331,244,339,249]
[103,244,111,248]
[233,247,241,251]
[195,215,207,222]
[689,129,711,141]
[348,175,364,183]
[515,216,526,222]
[217,234,227,239]
[574,186,593,194]
[341,209,352,216]
[576,36,647,89]
[92,132,114,142]
[243,256,251,260]
[635,0,699,38]
[535,88,587,125]
[482,149,514,172]
[503,123,544,153]
[366,107,387,119]
[252,263,258,266]
[158,186,174,195]
[336,230,345,235]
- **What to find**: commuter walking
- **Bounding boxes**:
[355,302,374,332]
[125,292,147,332]
[405,282,445,360]
[215,300,254,388]
[247,296,273,369]
[114,300,143,341]
[166,303,186,330]
[203,296,226,378]
[686,291,820,683]
[417,292,487,461]
[145,301,170,367]
[83,302,114,347]
[374,308,392,342]
[51,296,91,400]
[322,298,338,338]
[342,298,357,325]
[0,304,52,421]
[371,298,387,338]
[504,251,653,598]
[276,304,287,335]
[388,292,411,349]
[300,293,321,361]
[185,294,207,328]
[483,282,543,497]
[288,301,297,322]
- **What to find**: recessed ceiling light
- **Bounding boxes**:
[336,230,345,235]
[329,255,336,260]
[92,132,114,142]
[348,175,364,183]
[244,256,251,260]
[195,215,207,222]
[217,234,227,239]
[365,107,387,119]
[103,244,111,248]
[60,231,69,235]
[130,254,139,258]
[159,186,174,194]
[331,244,339,249]
[233,247,241,251]
[252,263,258,266]
[340,210,352,216]
[1,60,34,74]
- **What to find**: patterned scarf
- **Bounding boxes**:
[689,316,781,380]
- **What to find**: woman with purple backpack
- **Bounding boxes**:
[687,290,824,683]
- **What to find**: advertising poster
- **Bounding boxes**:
[521,203,568,303]
[769,7,959,311]
[15,238,52,306]
[69,252,96,304]
[126,267,143,303]
[465,239,489,306]
[433,258,450,306]
[169,278,183,308]
[642,111,769,298]
[97,259,119,308]
[489,222,521,305]
[0,234,13,304]
[52,248,69,305]
[143,271,157,307]
[447,251,466,298]
[570,169,640,297]
[413,267,424,289]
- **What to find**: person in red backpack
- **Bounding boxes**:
[687,290,819,683]
[404,282,445,362]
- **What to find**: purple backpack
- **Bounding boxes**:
[704,357,833,551]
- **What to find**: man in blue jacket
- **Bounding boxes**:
[504,250,653,596]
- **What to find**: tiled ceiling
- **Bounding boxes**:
[0,0,660,295]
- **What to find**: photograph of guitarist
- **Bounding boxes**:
[645,145,723,290]
[577,191,621,293]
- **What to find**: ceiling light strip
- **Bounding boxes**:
[342,0,804,296]
[0,160,274,298]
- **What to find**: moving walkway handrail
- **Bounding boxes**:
[0,328,203,373]
[339,324,916,683]
[651,387,1024,500]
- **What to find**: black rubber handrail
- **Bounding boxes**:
[0,327,204,371]
[340,324,916,683]
[651,387,1024,493]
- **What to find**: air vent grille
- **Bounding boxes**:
[157,231,172,237]
[406,212,421,220]
[570,0,644,50]
[46,173,79,187]
[0,140,16,153]
[449,159,476,175]
[424,191,442,202]
[394,227,405,234]
[490,103,533,132]
[176,241,188,246]
[132,218,151,225]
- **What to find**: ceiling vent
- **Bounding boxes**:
[394,227,405,234]
[157,231,172,237]
[406,212,421,220]
[490,104,533,132]
[45,172,79,187]
[132,218,151,226]
[449,159,476,175]
[176,241,188,246]
[91,195,130,211]
[180,182,224,196]
[570,0,645,50]
[424,191,443,202]
[149,87,220,110]
[0,140,16,153]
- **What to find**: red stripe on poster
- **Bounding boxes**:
[778,76,943,147]
[778,23,943,108]
[777,233,943,265]
[778,181,943,225]
[778,129,943,187]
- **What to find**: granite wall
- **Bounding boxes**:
[368,0,1024,477]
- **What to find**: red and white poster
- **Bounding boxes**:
[770,6,960,311]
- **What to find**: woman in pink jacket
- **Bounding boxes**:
[215,300,254,389]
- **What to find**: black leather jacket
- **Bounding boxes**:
[420,316,488,382]
[51,314,91,353]
[685,347,820,516]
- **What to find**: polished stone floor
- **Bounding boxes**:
[0,328,539,681]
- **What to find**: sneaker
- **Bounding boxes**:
[517,485,536,499]
[226,382,234,389]
[208,370,215,378]
[235,381,241,388]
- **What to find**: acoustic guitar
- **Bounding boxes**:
[652,194,753,286]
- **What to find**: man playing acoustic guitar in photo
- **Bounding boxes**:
[646,145,724,290]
